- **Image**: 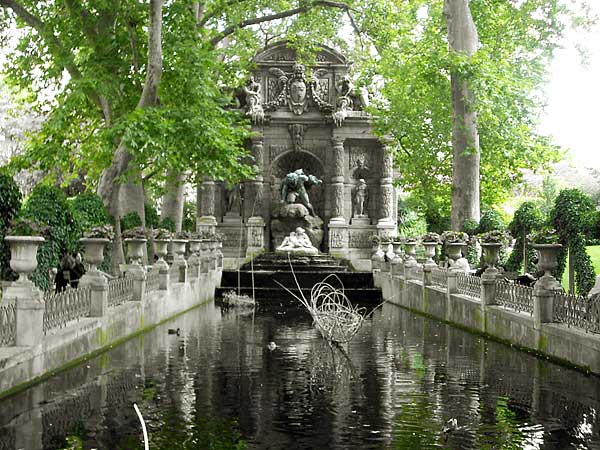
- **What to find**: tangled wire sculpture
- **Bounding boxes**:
[274,256,369,344]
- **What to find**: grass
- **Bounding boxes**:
[561,245,600,292]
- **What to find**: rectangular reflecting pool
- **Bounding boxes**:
[1,301,599,449]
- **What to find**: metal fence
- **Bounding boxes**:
[0,302,16,346]
[107,276,134,307]
[456,272,481,299]
[406,265,423,281]
[495,280,534,315]
[44,287,92,333]
[146,270,160,293]
[553,291,600,334]
[431,268,448,288]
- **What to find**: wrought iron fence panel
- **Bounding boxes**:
[553,291,600,334]
[431,268,448,288]
[107,276,134,307]
[43,287,92,333]
[495,280,534,315]
[456,273,481,299]
[0,302,16,346]
[146,270,160,293]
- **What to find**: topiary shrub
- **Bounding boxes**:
[21,184,81,290]
[0,173,23,281]
[505,201,544,275]
[477,208,506,234]
[121,211,143,231]
[551,188,597,295]
[70,192,110,231]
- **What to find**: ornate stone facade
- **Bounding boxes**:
[207,42,397,267]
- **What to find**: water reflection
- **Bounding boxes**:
[0,302,599,449]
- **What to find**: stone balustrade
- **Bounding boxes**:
[0,239,222,397]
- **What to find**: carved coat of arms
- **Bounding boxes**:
[265,63,333,115]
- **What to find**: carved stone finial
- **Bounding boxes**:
[243,75,264,125]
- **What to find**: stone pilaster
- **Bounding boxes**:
[245,136,265,218]
[330,137,346,223]
[378,144,396,230]
[328,222,349,259]
[246,216,266,258]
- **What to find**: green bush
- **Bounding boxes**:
[21,184,81,290]
[145,203,160,228]
[0,172,22,281]
[159,217,176,232]
[461,219,479,235]
[182,201,196,232]
[121,211,143,230]
[70,192,110,231]
[551,189,597,295]
[505,201,544,274]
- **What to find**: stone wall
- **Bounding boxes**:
[377,269,600,375]
[0,258,221,398]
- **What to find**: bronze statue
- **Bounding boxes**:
[280,169,322,216]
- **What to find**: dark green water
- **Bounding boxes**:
[1,302,599,450]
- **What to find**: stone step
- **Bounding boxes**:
[221,270,374,289]
[215,286,382,306]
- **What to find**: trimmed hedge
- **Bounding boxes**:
[0,173,22,281]
[551,188,597,295]
[505,201,544,274]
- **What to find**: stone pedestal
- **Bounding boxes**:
[328,221,349,259]
[126,265,147,302]
[81,274,108,317]
[4,281,44,347]
[246,216,266,257]
[197,215,217,235]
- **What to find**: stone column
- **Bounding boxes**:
[377,143,396,239]
[197,176,217,234]
[328,137,349,258]
[246,216,265,258]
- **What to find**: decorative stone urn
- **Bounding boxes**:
[533,244,562,277]
[5,236,45,283]
[153,239,170,269]
[200,239,210,273]
[404,241,417,266]
[446,242,464,267]
[171,239,188,260]
[422,242,438,266]
[124,238,147,266]
[189,239,202,255]
[392,241,403,259]
[481,242,502,269]
[80,238,110,273]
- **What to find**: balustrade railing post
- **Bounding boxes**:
[8,284,44,347]
[447,271,458,295]
[159,265,170,291]
[126,265,147,302]
[88,278,108,317]
[481,269,499,308]
[533,280,557,330]
[423,264,433,287]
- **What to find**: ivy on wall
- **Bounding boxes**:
[0,172,22,281]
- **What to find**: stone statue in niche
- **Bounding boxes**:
[276,227,319,255]
[352,179,368,218]
[225,183,243,215]
[280,169,322,216]
[243,75,264,125]
[288,123,307,152]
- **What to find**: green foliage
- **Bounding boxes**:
[122,226,147,240]
[83,224,114,240]
[527,227,559,245]
[506,201,544,274]
[397,197,428,238]
[477,208,506,233]
[69,192,110,231]
[0,172,22,280]
[7,217,48,236]
[121,212,142,231]
[159,217,176,233]
[144,203,160,229]
[182,201,196,232]
[551,189,597,295]
[21,184,81,290]
[462,219,479,236]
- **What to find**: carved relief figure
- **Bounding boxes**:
[288,124,307,152]
[225,183,243,215]
[280,169,322,216]
[277,227,318,255]
[243,76,264,125]
[352,179,368,217]
[333,75,354,127]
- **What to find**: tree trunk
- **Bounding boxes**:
[444,0,481,230]
[161,171,186,232]
[97,0,164,267]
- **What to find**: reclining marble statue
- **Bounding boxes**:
[280,169,322,216]
[276,227,319,255]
